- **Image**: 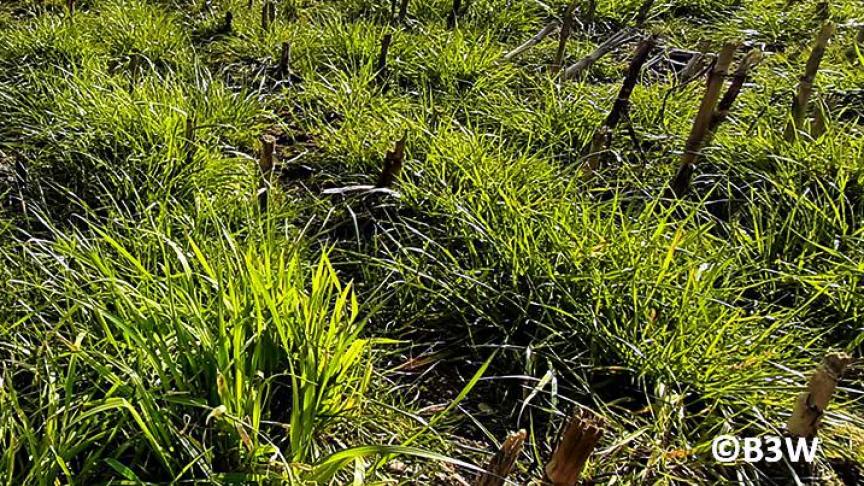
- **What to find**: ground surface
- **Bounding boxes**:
[0,0,863,484]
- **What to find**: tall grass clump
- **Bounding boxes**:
[0,203,379,483]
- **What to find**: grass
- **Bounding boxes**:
[1,0,863,483]
[0,198,387,481]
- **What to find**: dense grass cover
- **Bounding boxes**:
[0,0,862,483]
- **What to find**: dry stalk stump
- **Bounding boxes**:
[474,429,526,486]
[261,0,276,31]
[446,0,463,29]
[544,408,606,486]
[184,115,196,166]
[635,0,655,26]
[563,29,636,80]
[376,136,406,188]
[376,32,393,83]
[668,43,737,198]
[503,20,560,61]
[221,11,233,34]
[706,48,762,141]
[551,0,580,73]
[784,22,835,141]
[398,0,410,23]
[787,352,852,438]
[278,41,292,77]
[258,135,276,212]
[581,37,655,178]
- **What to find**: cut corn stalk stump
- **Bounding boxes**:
[563,29,636,80]
[503,20,560,61]
[581,37,656,178]
[815,1,830,21]
[668,43,737,198]
[268,1,277,26]
[584,0,596,31]
[604,37,656,129]
[321,137,405,196]
[810,97,829,138]
[446,0,469,29]
[261,0,276,31]
[398,0,410,23]
[787,352,852,438]
[376,32,393,83]
[705,48,762,142]
[784,22,835,141]
[376,136,406,188]
[258,135,276,212]
[551,0,580,73]
[184,115,196,166]
[224,11,234,33]
[474,429,526,486]
[583,126,609,177]
[634,0,655,26]
[278,41,291,78]
[544,409,605,486]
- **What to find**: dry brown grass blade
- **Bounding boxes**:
[783,22,835,141]
[787,352,852,438]
[503,20,560,61]
[668,43,737,198]
[544,409,606,486]
[474,429,527,486]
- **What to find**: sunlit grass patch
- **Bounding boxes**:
[0,0,863,483]
[0,203,384,482]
